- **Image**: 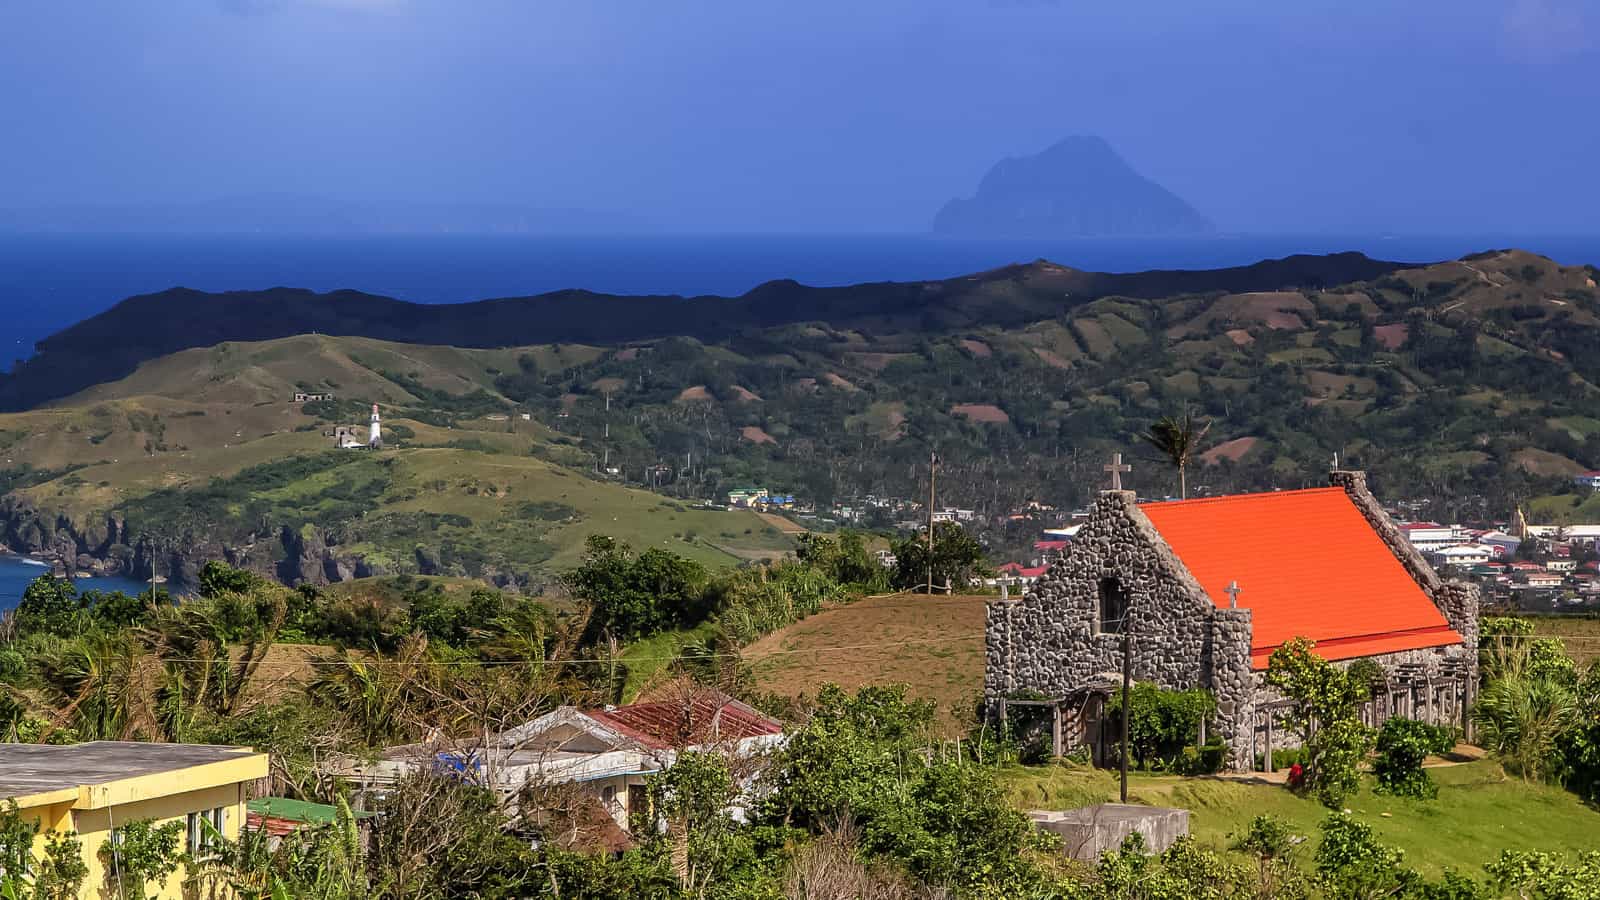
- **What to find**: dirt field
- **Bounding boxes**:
[950,403,1010,424]
[740,425,777,445]
[745,592,986,732]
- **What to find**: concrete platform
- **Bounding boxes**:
[1028,803,1190,861]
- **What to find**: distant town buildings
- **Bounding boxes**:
[293,391,334,403]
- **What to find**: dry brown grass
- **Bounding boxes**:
[746,592,985,734]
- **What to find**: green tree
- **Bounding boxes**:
[564,536,711,642]
[1265,638,1372,809]
[890,522,987,592]
[196,561,259,599]
[1229,815,1311,900]
[1106,682,1217,771]
[13,576,83,638]
[1141,413,1212,500]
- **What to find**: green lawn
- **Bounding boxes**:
[999,760,1600,878]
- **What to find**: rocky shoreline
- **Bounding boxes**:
[0,492,536,593]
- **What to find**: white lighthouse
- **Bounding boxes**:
[368,404,382,449]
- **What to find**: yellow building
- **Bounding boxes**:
[1,741,269,899]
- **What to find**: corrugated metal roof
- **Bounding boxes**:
[1140,487,1462,670]
[585,692,782,750]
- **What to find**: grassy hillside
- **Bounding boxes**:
[746,593,986,732]
[0,335,792,588]
[1001,760,1600,878]
[6,249,1600,587]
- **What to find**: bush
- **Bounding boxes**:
[1373,718,1455,799]
[1254,747,1307,772]
[1175,737,1230,775]
[1107,682,1217,771]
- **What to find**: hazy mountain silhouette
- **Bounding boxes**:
[934,136,1213,237]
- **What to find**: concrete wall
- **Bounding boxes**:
[16,777,257,900]
[72,781,249,900]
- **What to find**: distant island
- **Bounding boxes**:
[933,136,1213,238]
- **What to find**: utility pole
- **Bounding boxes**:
[1120,625,1132,803]
[926,458,935,594]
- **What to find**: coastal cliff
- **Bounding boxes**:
[0,493,384,591]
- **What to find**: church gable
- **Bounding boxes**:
[986,489,1235,703]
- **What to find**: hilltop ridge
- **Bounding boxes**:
[2,251,1409,410]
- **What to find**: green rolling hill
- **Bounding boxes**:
[4,248,1599,590]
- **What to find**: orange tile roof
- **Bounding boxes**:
[1139,487,1462,670]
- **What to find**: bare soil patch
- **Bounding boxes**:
[740,425,777,445]
[614,348,640,361]
[1374,323,1410,350]
[1031,347,1071,369]
[824,373,860,392]
[1201,436,1258,464]
[675,385,713,402]
[1225,329,1254,346]
[960,339,992,358]
[731,385,763,402]
[591,377,627,393]
[951,403,1010,424]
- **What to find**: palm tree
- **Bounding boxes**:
[1141,413,1212,500]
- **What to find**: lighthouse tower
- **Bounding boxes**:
[368,404,382,449]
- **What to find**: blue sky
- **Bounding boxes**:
[2,0,1596,233]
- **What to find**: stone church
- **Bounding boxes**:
[985,470,1480,770]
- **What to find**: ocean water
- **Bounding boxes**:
[3,233,1599,356]
[0,554,150,614]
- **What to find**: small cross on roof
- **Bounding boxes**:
[1104,452,1131,491]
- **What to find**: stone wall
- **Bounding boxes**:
[1329,469,1481,664]
[984,490,1254,764]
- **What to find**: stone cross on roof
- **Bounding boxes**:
[1103,452,1131,492]
[1225,580,1242,609]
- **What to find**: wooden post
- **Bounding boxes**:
[1051,703,1063,759]
[1264,712,1275,773]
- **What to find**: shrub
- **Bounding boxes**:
[1175,737,1230,775]
[1107,682,1217,771]
[1373,718,1455,799]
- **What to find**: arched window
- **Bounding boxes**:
[1098,577,1127,635]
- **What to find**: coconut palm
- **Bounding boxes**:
[1141,413,1212,500]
